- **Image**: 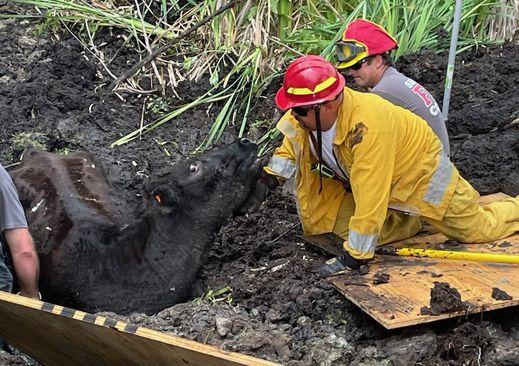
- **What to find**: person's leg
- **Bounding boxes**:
[378,212,422,245]
[333,192,422,258]
[426,177,519,242]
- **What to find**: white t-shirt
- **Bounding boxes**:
[309,121,347,180]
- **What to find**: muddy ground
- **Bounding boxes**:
[1,9,519,366]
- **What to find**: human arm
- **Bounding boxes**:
[4,227,40,299]
[262,135,298,184]
[345,124,397,260]
[0,165,40,299]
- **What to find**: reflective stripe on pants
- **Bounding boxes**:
[333,192,422,259]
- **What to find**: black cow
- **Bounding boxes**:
[10,139,261,314]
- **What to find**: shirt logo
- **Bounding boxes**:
[404,79,441,116]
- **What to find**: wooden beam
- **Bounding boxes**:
[0,291,280,366]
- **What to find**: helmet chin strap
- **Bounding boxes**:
[313,104,323,194]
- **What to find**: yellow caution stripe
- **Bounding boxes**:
[38,299,139,333]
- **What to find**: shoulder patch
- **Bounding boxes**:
[348,122,368,148]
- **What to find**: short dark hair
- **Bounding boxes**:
[366,53,393,67]
[380,52,393,66]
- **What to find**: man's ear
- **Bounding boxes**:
[374,55,386,68]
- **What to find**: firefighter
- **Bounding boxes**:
[264,55,519,275]
[336,19,450,156]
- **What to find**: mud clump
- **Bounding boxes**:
[420,282,466,315]
[498,241,512,248]
[492,287,513,301]
[372,272,390,285]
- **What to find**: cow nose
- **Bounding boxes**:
[239,138,252,146]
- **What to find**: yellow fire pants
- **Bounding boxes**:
[334,177,519,259]
[333,192,422,250]
[425,177,519,243]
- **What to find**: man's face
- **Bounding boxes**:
[290,95,342,131]
[291,105,318,130]
[345,56,380,88]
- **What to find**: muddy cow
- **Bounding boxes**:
[10,139,261,314]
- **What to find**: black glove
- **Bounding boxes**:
[259,170,281,190]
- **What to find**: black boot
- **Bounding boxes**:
[318,251,366,277]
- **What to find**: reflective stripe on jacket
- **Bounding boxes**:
[265,87,459,257]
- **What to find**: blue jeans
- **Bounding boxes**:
[0,242,13,293]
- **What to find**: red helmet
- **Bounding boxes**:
[336,19,398,69]
[275,55,345,110]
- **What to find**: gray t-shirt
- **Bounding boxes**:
[0,163,27,292]
[0,163,28,232]
[371,67,450,156]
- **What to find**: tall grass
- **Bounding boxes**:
[10,0,517,153]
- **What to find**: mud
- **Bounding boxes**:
[492,287,513,301]
[420,282,466,316]
[372,272,390,285]
[1,8,519,366]
[498,240,513,248]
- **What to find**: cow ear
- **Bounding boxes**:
[148,186,179,207]
[147,188,176,214]
[152,191,163,206]
[149,188,168,206]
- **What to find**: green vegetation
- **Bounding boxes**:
[194,285,233,306]
[10,0,519,153]
[11,131,48,151]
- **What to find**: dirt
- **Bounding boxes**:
[420,282,466,316]
[372,272,390,285]
[1,8,519,366]
[498,240,513,248]
[492,287,513,301]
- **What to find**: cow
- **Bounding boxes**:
[9,139,262,314]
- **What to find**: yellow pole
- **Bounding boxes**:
[392,247,519,265]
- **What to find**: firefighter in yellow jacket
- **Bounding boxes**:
[264,55,519,275]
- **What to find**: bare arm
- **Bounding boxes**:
[4,227,40,299]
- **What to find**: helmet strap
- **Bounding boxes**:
[314,104,323,194]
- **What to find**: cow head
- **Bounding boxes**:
[145,139,262,221]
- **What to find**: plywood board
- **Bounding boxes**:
[0,291,280,366]
[322,192,519,329]
[330,235,519,329]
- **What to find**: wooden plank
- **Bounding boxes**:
[330,237,519,329]
[0,291,280,366]
[319,192,519,329]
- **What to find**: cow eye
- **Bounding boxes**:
[189,164,198,174]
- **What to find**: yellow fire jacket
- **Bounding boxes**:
[265,87,459,258]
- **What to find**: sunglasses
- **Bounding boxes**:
[292,106,314,117]
[347,57,370,71]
